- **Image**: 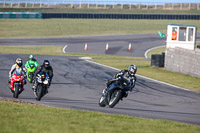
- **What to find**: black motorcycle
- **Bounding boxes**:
[33,72,49,101]
[99,75,132,108]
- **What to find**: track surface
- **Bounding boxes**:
[0,34,200,125]
[1,54,200,125]
[0,34,167,57]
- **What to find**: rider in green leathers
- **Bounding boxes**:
[25,55,39,69]
[24,55,39,83]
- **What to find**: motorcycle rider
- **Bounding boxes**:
[25,55,39,71]
[32,60,53,92]
[106,64,137,97]
[8,58,26,84]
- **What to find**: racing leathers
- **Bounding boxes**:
[9,64,24,80]
[33,64,53,91]
[107,69,136,92]
[25,58,39,70]
[8,64,26,85]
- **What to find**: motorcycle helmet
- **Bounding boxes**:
[43,60,50,68]
[16,58,23,67]
[29,55,34,60]
[128,64,137,75]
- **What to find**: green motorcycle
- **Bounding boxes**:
[26,64,37,83]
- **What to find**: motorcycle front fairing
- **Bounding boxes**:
[107,77,131,93]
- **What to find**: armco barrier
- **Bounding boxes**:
[0,12,200,20]
[41,13,200,20]
[0,12,41,19]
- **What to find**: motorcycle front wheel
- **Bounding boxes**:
[108,90,122,108]
[36,84,43,101]
[98,97,106,107]
[13,84,19,98]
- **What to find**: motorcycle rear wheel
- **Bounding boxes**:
[108,90,122,108]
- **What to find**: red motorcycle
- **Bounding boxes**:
[10,70,25,98]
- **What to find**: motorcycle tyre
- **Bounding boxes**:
[98,97,106,107]
[14,84,19,98]
[108,90,122,108]
[36,85,43,101]
[30,73,33,83]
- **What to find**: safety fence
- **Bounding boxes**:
[42,13,200,19]
[0,0,200,10]
[1,12,200,20]
[0,12,41,18]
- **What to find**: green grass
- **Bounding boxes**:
[0,19,200,38]
[1,100,200,133]
[0,45,200,91]
[147,46,166,59]
[1,8,200,14]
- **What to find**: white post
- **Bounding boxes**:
[180,3,182,10]
[155,3,157,10]
[40,0,42,8]
[11,0,13,8]
[71,1,73,8]
[87,0,89,8]
[18,0,20,8]
[79,0,81,8]
[146,3,148,9]
[172,3,174,10]
[25,0,27,8]
[129,3,131,10]
[189,3,191,10]
[138,3,140,9]
[32,0,35,8]
[104,2,106,9]
[112,2,114,9]
[121,3,123,9]
[48,0,50,8]
[96,1,98,9]
[163,3,165,10]
[3,0,6,8]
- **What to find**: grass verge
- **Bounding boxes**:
[1,99,200,133]
[0,45,199,91]
[0,19,200,38]
[147,46,166,59]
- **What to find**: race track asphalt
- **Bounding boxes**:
[0,33,167,57]
[0,53,200,125]
[0,34,200,125]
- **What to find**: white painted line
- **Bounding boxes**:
[85,60,191,92]
[144,45,165,59]
[79,57,92,60]
[63,45,68,53]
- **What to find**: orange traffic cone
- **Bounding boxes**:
[105,43,109,51]
[84,43,88,51]
[128,43,131,50]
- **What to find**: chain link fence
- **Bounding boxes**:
[0,0,200,10]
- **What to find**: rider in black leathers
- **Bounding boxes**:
[106,64,137,97]
[32,60,53,92]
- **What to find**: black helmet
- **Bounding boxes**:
[16,58,23,67]
[43,60,50,68]
[128,64,137,75]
